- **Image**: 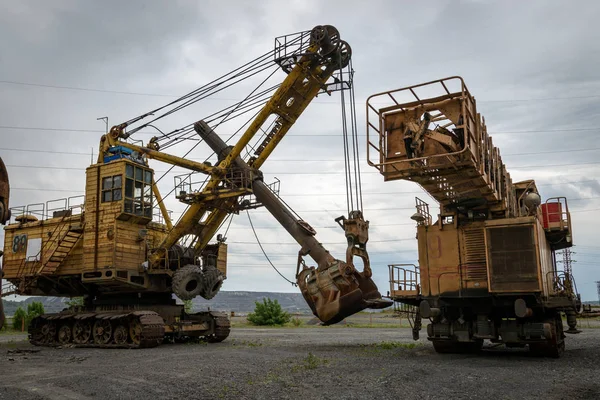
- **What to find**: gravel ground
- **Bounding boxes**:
[0,326,598,400]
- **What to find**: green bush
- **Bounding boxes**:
[12,307,27,330]
[11,302,45,331]
[291,317,303,327]
[247,298,290,326]
[27,301,45,319]
[183,299,193,314]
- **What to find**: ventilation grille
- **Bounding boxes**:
[487,225,539,292]
[463,227,487,280]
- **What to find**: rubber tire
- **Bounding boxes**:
[199,267,225,300]
[529,315,565,358]
[172,265,204,301]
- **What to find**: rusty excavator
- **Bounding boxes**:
[0,25,390,348]
[367,77,581,357]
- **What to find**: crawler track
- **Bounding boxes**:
[29,310,165,349]
[206,313,231,342]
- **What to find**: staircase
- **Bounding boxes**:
[39,224,83,275]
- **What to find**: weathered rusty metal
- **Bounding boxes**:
[27,309,229,349]
[0,156,9,329]
[370,77,580,357]
[1,25,378,346]
[0,157,9,225]
[195,119,390,324]
[29,311,165,348]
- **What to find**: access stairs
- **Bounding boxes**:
[40,225,83,274]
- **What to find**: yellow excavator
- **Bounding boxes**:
[1,25,390,347]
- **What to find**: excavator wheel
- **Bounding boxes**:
[172,265,204,300]
[199,267,225,300]
[529,314,565,358]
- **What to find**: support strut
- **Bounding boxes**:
[195,121,391,324]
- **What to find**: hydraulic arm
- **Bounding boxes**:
[195,121,390,324]
[96,25,389,323]
[99,25,351,268]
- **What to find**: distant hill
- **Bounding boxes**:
[2,291,311,316]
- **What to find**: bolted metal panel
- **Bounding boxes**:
[487,225,539,292]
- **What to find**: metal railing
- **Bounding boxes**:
[366,76,475,173]
[9,195,85,224]
[365,76,516,216]
[546,270,578,298]
[541,197,571,231]
[388,263,420,298]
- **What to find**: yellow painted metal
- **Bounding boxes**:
[148,41,342,266]
[152,181,172,230]
[218,41,321,171]
[112,141,215,175]
[193,207,232,252]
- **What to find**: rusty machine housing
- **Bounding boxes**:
[1,25,389,348]
[2,158,229,347]
[0,156,10,328]
[367,77,581,357]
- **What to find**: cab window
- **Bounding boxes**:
[124,165,152,218]
[101,175,122,203]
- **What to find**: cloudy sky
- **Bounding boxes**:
[1,0,599,302]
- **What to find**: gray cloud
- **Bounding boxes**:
[1,0,599,300]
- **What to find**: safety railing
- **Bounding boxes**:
[9,195,85,224]
[365,76,516,216]
[546,271,578,298]
[174,172,208,199]
[274,28,312,70]
[414,197,432,226]
[1,281,17,297]
[388,264,420,299]
[366,77,475,173]
[152,207,173,225]
[541,197,571,231]
[46,195,85,219]
[9,202,44,224]
[239,178,281,210]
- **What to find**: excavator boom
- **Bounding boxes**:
[194,121,390,324]
[98,25,388,324]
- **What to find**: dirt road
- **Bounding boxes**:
[1,327,598,400]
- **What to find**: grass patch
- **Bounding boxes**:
[291,352,329,372]
[0,326,25,336]
[375,341,419,350]
[0,340,18,349]
[359,341,421,353]
[229,339,263,347]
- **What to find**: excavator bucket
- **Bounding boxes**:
[297,261,391,325]
[0,157,9,224]
[0,156,9,329]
